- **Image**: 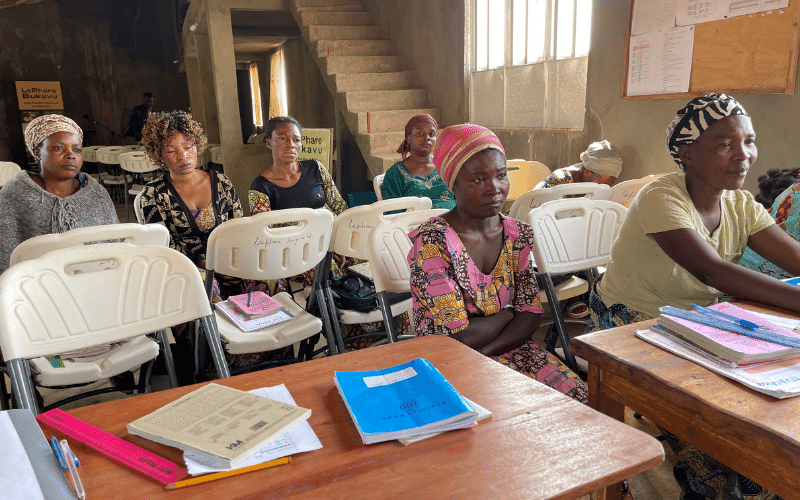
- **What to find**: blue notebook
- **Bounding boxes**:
[334,358,479,445]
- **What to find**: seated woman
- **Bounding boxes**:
[587,93,800,500]
[0,114,118,274]
[408,123,587,404]
[535,140,622,188]
[381,114,455,209]
[139,111,278,379]
[740,177,800,278]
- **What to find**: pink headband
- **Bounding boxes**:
[396,114,438,159]
[433,124,505,190]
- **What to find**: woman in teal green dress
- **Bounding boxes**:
[381,114,455,209]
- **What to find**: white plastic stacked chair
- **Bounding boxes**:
[0,242,229,414]
[0,161,22,187]
[508,182,611,221]
[203,208,334,374]
[321,197,432,354]
[119,151,161,222]
[367,209,448,340]
[608,174,666,208]
[81,146,105,184]
[373,173,385,201]
[210,146,224,166]
[96,146,139,201]
[527,198,627,371]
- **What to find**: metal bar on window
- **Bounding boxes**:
[572,0,578,58]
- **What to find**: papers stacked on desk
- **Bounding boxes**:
[334,358,487,445]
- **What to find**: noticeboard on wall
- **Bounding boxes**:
[16,81,64,110]
[298,128,333,171]
[622,0,800,100]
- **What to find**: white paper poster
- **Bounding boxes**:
[632,0,679,35]
[676,0,789,26]
[628,26,695,96]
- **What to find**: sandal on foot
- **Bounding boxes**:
[567,301,590,318]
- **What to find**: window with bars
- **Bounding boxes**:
[470,0,592,130]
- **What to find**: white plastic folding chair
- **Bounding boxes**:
[367,209,448,340]
[119,151,161,222]
[506,160,551,202]
[508,182,611,221]
[81,146,105,183]
[203,208,334,374]
[527,198,627,371]
[133,190,145,224]
[96,146,131,201]
[321,197,432,354]
[608,174,666,208]
[0,243,229,414]
[0,161,22,187]
[210,146,224,166]
[373,173,385,201]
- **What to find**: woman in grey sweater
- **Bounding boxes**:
[0,114,118,274]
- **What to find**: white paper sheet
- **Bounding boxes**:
[184,384,322,475]
[628,26,694,96]
[631,0,678,35]
[676,0,789,26]
[0,413,46,500]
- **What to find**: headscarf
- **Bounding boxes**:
[580,140,623,178]
[433,124,505,190]
[666,93,748,167]
[396,114,438,159]
[24,114,83,157]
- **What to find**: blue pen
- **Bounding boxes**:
[50,436,80,467]
[691,304,761,330]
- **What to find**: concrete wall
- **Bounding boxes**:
[0,0,190,166]
[363,0,800,192]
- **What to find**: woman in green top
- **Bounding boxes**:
[381,114,455,209]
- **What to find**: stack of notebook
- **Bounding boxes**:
[334,358,490,445]
[214,291,294,332]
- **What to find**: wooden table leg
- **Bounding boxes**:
[587,364,626,500]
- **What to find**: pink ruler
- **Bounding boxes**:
[37,408,188,485]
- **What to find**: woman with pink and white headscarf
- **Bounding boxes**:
[407,123,588,403]
[0,114,117,274]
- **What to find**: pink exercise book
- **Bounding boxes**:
[229,291,286,318]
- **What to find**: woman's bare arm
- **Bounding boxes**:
[746,224,800,276]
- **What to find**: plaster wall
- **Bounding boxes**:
[0,0,189,166]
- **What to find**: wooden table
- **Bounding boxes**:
[42,336,664,500]
[572,301,800,500]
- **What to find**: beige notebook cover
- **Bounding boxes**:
[127,383,311,469]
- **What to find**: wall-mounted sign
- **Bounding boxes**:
[298,128,333,171]
[16,81,64,110]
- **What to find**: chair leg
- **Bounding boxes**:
[376,292,397,343]
[537,273,579,372]
[0,369,9,410]
[324,285,347,355]
[315,287,338,356]
[199,315,231,378]
[6,359,39,414]
[156,329,179,388]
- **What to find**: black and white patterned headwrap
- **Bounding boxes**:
[666,93,748,167]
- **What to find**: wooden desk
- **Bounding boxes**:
[43,336,664,500]
[572,302,800,500]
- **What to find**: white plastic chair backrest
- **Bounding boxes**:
[255,133,266,144]
[0,162,22,186]
[368,209,448,293]
[373,173,385,201]
[81,146,104,163]
[506,160,551,201]
[508,182,611,221]
[9,223,170,267]
[134,190,145,224]
[210,146,224,164]
[528,198,627,275]
[0,243,213,361]
[247,134,257,144]
[96,146,126,164]
[330,197,431,259]
[205,208,333,280]
[118,151,160,174]
[608,174,664,208]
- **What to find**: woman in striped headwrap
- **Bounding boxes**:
[0,114,118,274]
[407,123,588,404]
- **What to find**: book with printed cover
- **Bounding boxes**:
[334,358,481,445]
[228,291,287,318]
[215,300,293,332]
[127,383,311,469]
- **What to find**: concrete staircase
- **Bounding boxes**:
[290,0,441,178]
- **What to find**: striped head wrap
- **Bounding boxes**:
[24,114,83,157]
[666,93,748,167]
[397,114,438,159]
[433,124,505,190]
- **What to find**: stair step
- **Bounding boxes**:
[324,55,403,74]
[314,39,394,57]
[345,89,428,112]
[347,108,441,134]
[307,25,381,41]
[365,154,398,179]
[300,10,371,25]
[334,71,415,92]
[356,131,406,154]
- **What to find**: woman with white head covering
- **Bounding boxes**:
[586,93,800,499]
[536,139,623,188]
[0,114,118,274]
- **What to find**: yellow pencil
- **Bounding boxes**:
[164,457,291,490]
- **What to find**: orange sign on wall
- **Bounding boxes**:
[16,81,64,110]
